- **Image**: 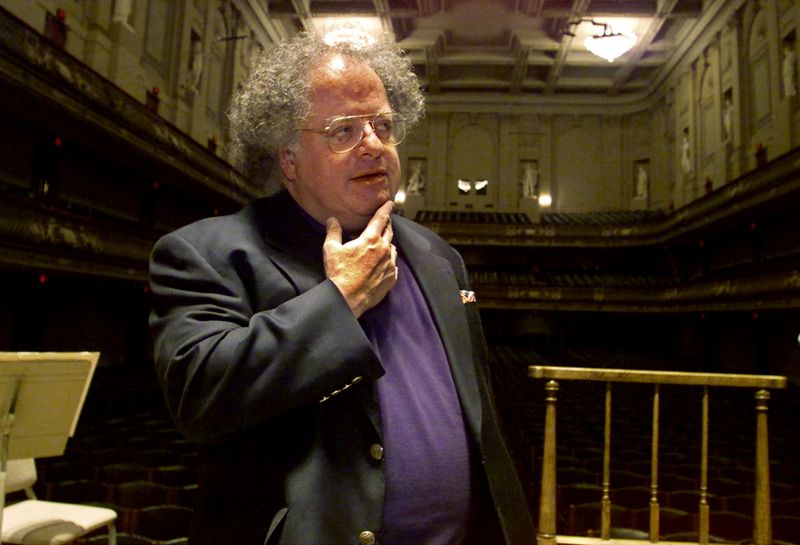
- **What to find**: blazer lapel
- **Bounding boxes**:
[393,218,483,441]
[252,191,328,293]
[251,191,384,434]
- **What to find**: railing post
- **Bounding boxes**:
[601,382,612,540]
[649,384,660,542]
[699,386,709,545]
[753,389,773,545]
[538,380,559,545]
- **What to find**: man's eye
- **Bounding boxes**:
[329,124,356,141]
[374,119,393,133]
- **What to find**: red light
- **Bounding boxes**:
[39,274,48,284]
[152,181,160,190]
[143,284,150,294]
[749,222,757,231]
[56,9,66,21]
[54,136,62,147]
[752,312,759,320]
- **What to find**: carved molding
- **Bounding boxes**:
[0,195,152,281]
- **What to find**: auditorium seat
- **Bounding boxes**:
[135,505,193,542]
[38,459,97,484]
[610,470,648,489]
[161,539,189,545]
[175,484,198,509]
[665,489,718,512]
[558,483,603,508]
[565,501,631,536]
[113,481,174,533]
[558,467,598,486]
[771,480,797,499]
[708,511,753,541]
[717,465,755,483]
[662,531,726,543]
[772,516,800,544]
[609,527,649,539]
[150,465,196,487]
[660,472,698,492]
[720,493,752,516]
[84,533,155,545]
[627,460,653,476]
[98,463,150,485]
[631,506,694,536]
[113,481,172,508]
[132,449,179,468]
[708,476,747,497]
[611,486,651,509]
[47,479,113,505]
[776,497,800,517]
[86,447,135,467]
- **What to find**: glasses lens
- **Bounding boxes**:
[327,118,362,153]
[373,113,406,147]
[326,113,406,153]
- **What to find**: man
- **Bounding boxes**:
[149,27,535,545]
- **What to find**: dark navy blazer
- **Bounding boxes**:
[149,190,536,545]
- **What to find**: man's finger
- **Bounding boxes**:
[325,216,343,245]
[362,200,394,239]
[383,214,394,245]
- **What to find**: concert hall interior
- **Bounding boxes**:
[0,0,799,543]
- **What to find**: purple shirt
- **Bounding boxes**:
[361,251,474,545]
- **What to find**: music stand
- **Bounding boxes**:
[0,351,99,536]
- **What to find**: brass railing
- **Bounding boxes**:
[528,366,788,545]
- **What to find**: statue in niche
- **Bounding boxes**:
[189,34,204,94]
[681,130,692,177]
[406,160,425,195]
[112,0,134,32]
[723,96,734,142]
[520,161,539,198]
[784,44,797,98]
[635,164,648,200]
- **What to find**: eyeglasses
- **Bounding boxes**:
[299,112,407,153]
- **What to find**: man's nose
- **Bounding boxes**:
[358,122,384,153]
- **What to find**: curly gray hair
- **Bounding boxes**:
[228,27,425,187]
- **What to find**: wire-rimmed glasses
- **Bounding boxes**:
[299,112,407,153]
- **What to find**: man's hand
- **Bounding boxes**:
[324,201,398,318]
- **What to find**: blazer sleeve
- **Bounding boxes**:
[148,228,384,444]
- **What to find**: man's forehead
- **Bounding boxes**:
[310,54,375,85]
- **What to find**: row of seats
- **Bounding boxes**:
[414,210,533,225]
[467,271,676,289]
[541,210,666,225]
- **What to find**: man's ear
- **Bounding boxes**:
[278,147,297,183]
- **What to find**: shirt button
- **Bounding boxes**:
[359,530,376,545]
[369,443,384,461]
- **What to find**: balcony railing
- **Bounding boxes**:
[528,365,787,545]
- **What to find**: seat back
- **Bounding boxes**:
[5,458,37,495]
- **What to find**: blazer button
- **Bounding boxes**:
[359,530,376,545]
[369,443,384,461]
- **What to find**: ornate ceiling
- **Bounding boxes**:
[238,0,709,103]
